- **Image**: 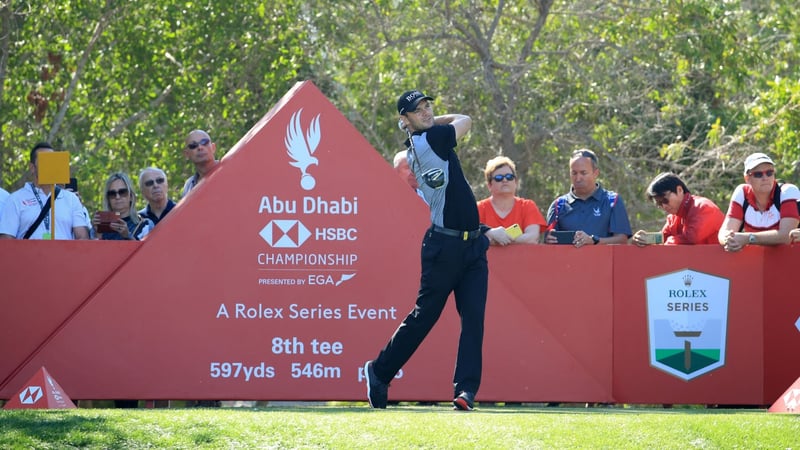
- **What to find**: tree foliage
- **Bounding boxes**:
[2,0,799,231]
[1,0,312,211]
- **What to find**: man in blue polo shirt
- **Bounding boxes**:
[0,188,9,221]
[364,90,490,411]
[545,149,632,247]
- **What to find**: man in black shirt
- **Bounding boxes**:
[365,90,489,411]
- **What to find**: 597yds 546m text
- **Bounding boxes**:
[209,361,342,381]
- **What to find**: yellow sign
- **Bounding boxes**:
[37,151,71,184]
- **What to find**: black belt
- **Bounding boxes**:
[432,225,481,241]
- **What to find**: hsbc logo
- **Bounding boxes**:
[785,389,800,412]
[19,385,43,404]
[260,220,311,248]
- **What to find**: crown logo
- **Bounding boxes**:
[683,275,693,286]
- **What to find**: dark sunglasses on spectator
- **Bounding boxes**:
[748,169,775,178]
[493,173,516,182]
[186,138,210,150]
[654,192,673,206]
[144,177,166,187]
[107,188,129,198]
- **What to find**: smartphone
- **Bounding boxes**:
[96,211,121,233]
[550,230,576,245]
[505,224,522,239]
[642,232,664,245]
[64,177,78,192]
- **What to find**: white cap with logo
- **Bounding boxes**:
[743,152,775,175]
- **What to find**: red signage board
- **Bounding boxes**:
[1,82,799,405]
[3,81,441,401]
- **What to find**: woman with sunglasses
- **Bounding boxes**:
[476,156,545,245]
[93,172,153,240]
[718,152,800,252]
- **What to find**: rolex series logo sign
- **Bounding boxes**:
[645,269,730,381]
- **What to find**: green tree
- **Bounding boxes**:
[3,0,800,233]
[317,0,800,229]
[1,0,314,213]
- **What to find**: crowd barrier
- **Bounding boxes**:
[2,241,798,405]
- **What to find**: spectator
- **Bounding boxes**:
[365,90,489,412]
[63,177,94,239]
[94,172,152,408]
[632,173,724,246]
[0,187,9,221]
[138,167,176,225]
[545,149,632,247]
[92,172,152,241]
[182,130,219,197]
[393,150,426,202]
[132,165,174,408]
[477,156,545,245]
[0,142,90,240]
[790,228,800,244]
[718,152,800,252]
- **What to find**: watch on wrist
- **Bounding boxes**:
[591,234,600,245]
[748,233,757,245]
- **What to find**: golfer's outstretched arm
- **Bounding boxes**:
[435,114,472,140]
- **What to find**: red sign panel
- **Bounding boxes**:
[1,82,799,406]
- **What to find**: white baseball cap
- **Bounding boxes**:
[743,152,775,175]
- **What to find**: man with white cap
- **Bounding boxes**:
[718,152,800,251]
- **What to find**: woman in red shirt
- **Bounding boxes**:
[477,156,546,245]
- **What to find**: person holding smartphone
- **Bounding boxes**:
[93,172,152,241]
[477,156,545,245]
[364,90,489,411]
[544,149,632,247]
[632,172,724,246]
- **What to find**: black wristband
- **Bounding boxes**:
[592,235,600,245]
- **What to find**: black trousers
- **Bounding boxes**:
[373,227,489,396]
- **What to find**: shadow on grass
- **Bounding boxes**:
[236,403,770,416]
[0,410,110,447]
[0,409,231,448]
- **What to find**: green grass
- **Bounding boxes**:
[1,404,799,449]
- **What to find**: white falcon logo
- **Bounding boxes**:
[285,109,321,190]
